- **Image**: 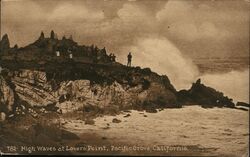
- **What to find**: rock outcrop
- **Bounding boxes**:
[0,73,15,121]
[236,102,249,108]
[0,34,10,54]
[177,79,235,108]
[0,31,245,122]
[0,75,15,115]
[0,65,177,115]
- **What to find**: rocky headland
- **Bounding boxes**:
[0,31,249,156]
[0,31,248,122]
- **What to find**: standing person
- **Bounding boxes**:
[127,52,132,67]
[112,54,116,62]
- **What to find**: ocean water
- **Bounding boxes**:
[195,57,249,103]
[63,106,249,156]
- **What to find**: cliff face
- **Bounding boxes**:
[0,75,15,121]
[0,60,244,122]
[0,66,177,117]
[0,76,14,111]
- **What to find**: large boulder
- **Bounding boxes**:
[11,69,56,106]
[177,79,235,108]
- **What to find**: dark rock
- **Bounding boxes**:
[85,118,95,125]
[124,114,131,118]
[236,102,249,108]
[59,94,72,103]
[0,34,10,53]
[39,31,45,40]
[44,102,59,112]
[143,115,148,117]
[138,101,158,113]
[141,68,152,75]
[33,133,59,147]
[145,108,157,113]
[26,123,63,143]
[13,44,18,49]
[158,108,164,111]
[176,89,193,104]
[112,118,121,123]
[83,105,104,115]
[141,78,150,90]
[61,129,80,140]
[177,79,235,108]
[102,137,107,140]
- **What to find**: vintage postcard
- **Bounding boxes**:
[0,0,249,156]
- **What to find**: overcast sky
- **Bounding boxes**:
[1,0,249,59]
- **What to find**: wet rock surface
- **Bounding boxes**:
[177,79,235,108]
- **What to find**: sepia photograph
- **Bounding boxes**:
[0,0,249,156]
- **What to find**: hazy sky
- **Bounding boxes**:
[1,0,249,59]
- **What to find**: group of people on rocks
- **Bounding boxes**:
[107,52,133,67]
[108,52,132,67]
[109,53,116,62]
[55,44,133,67]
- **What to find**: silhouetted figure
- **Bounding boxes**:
[127,52,132,67]
[50,30,55,39]
[94,46,99,53]
[196,78,201,84]
[111,54,116,62]
[101,47,107,55]
[62,36,66,40]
